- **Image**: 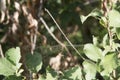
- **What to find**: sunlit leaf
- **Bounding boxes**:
[5,47,21,66]
[83,60,97,80]
[80,15,88,23]
[46,69,57,80]
[108,9,120,27]
[100,53,118,76]
[0,58,16,76]
[0,47,22,76]
[102,34,109,48]
[93,36,98,46]
[16,69,24,76]
[84,44,103,61]
[99,17,107,27]
[26,52,42,73]
[57,0,62,4]
[118,78,120,80]
[80,9,102,23]
[38,75,46,80]
[63,66,82,80]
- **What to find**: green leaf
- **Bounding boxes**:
[99,17,107,27]
[0,58,16,76]
[26,52,42,73]
[93,36,98,46]
[83,60,97,80]
[84,44,103,62]
[5,47,21,65]
[108,9,120,27]
[57,0,61,4]
[80,9,102,23]
[118,78,120,80]
[102,34,109,48]
[0,47,22,76]
[116,28,120,40]
[80,15,88,23]
[46,69,57,80]
[63,66,82,80]
[38,75,46,80]
[115,66,120,78]
[4,75,23,80]
[100,53,118,76]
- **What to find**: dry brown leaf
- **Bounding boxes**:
[22,5,28,16]
[4,10,10,24]
[14,1,21,11]
[49,53,63,71]
[13,11,19,23]
[29,19,38,28]
[42,35,47,45]
[0,11,5,23]
[27,14,38,28]
[12,23,17,34]
[0,34,7,43]
[62,61,69,69]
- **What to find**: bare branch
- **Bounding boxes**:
[0,44,4,58]
[39,17,71,56]
[45,8,85,60]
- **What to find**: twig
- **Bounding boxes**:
[107,18,113,49]
[102,0,116,79]
[45,8,85,60]
[84,0,99,5]
[0,30,9,43]
[39,17,71,56]
[102,0,113,49]
[36,44,84,48]
[0,44,4,58]
[29,70,32,80]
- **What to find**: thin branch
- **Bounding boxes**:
[36,44,84,48]
[39,17,71,56]
[45,8,85,60]
[0,44,4,58]
[84,0,99,5]
[102,0,113,49]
